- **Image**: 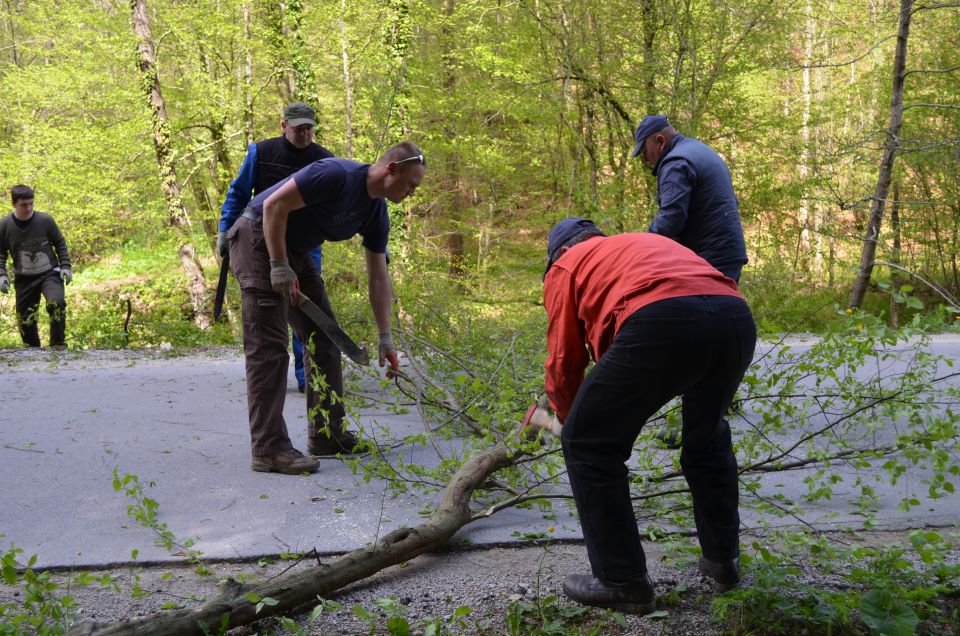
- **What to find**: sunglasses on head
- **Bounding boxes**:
[394,154,425,166]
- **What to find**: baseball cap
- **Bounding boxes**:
[544,218,604,278]
[283,102,317,127]
[630,114,670,158]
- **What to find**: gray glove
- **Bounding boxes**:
[0,274,9,294]
[60,268,72,285]
[269,258,298,299]
[217,231,229,258]
[378,332,400,376]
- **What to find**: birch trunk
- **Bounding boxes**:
[130,0,210,329]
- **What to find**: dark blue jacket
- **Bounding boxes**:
[648,134,747,277]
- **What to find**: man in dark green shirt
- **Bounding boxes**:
[0,184,72,347]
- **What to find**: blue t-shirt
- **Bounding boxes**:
[249,158,390,253]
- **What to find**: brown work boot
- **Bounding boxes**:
[308,429,369,456]
[563,573,657,614]
[698,555,741,592]
[251,448,319,475]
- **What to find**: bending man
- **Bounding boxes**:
[228,142,426,475]
[541,218,756,613]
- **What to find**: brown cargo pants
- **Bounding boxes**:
[227,215,346,458]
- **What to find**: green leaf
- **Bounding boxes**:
[859,589,919,636]
[387,616,411,636]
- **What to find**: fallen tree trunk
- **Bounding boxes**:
[66,444,515,635]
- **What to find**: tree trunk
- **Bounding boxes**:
[242,0,254,146]
[443,0,466,279]
[848,0,912,309]
[286,0,318,107]
[890,181,902,326]
[798,0,814,275]
[65,444,516,636]
[130,0,211,330]
[3,0,22,67]
[340,0,354,159]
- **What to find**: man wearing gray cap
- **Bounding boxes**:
[218,102,333,393]
[632,115,747,283]
[633,115,749,450]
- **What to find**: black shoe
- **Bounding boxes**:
[698,556,740,592]
[562,573,656,614]
[297,383,306,394]
[655,425,682,450]
[308,430,369,456]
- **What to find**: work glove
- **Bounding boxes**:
[269,258,298,302]
[60,268,72,285]
[217,230,229,258]
[378,332,400,378]
[0,274,9,294]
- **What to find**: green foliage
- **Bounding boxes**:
[0,538,115,635]
[506,595,629,636]
[112,467,210,575]
[712,530,960,635]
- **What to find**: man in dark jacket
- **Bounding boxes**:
[633,115,749,448]
[542,218,755,613]
[218,102,333,392]
[0,184,72,347]
[632,115,747,283]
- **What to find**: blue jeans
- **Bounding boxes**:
[294,246,323,389]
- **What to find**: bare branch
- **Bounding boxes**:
[903,64,960,77]
[872,261,960,307]
[912,1,960,11]
[902,102,960,111]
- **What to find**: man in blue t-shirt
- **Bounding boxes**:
[227,141,427,475]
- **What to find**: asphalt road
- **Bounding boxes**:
[1,336,958,570]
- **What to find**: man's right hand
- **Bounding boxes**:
[0,275,9,294]
[269,259,299,302]
[217,231,229,258]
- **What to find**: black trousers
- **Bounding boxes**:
[560,295,756,584]
[14,270,66,347]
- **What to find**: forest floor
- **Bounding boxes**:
[16,526,958,635]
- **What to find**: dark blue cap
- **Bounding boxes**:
[630,115,670,158]
[544,218,604,277]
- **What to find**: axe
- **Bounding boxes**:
[295,291,370,366]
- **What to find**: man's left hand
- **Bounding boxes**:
[378,332,400,378]
[60,269,72,285]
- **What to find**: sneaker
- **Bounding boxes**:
[308,430,369,456]
[698,555,740,592]
[562,573,656,614]
[654,425,682,449]
[297,383,305,394]
[251,448,319,475]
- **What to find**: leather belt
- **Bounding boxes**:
[240,207,261,221]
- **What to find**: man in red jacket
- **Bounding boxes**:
[542,218,756,613]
